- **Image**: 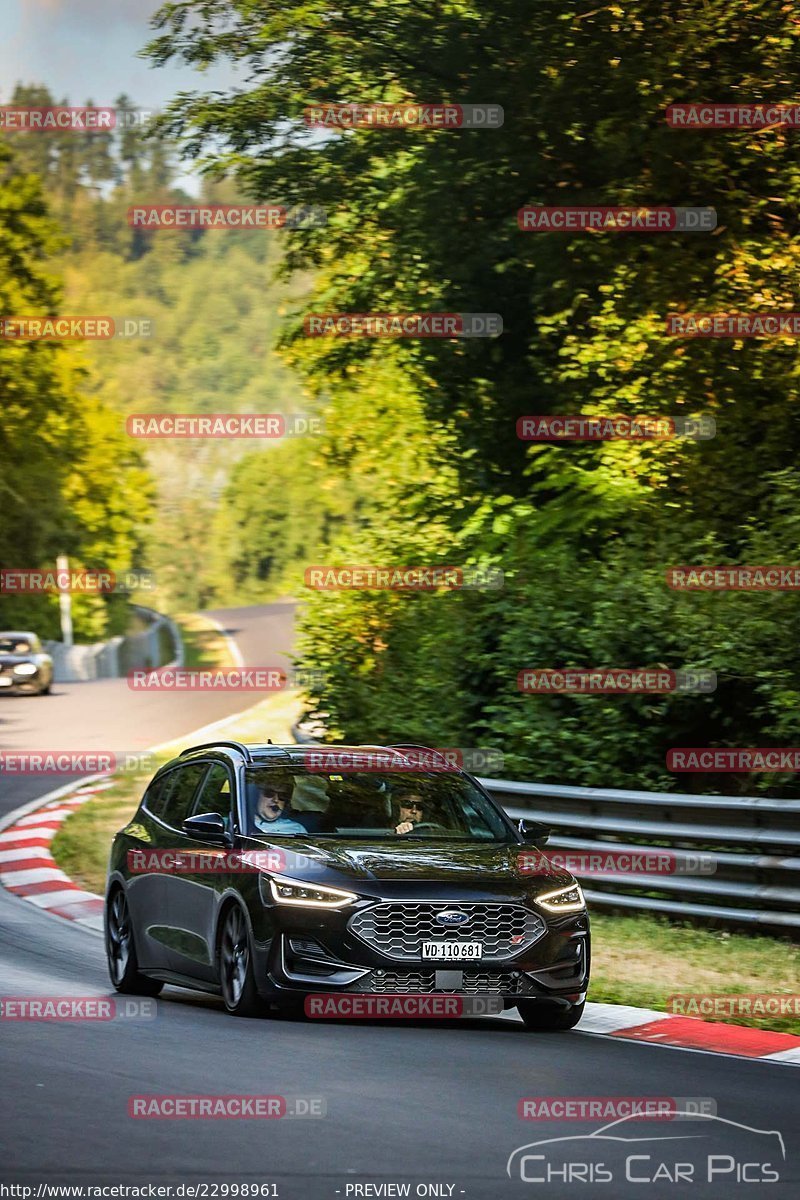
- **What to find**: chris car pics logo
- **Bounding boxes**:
[506,1112,785,1185]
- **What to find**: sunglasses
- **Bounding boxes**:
[260,788,290,802]
[401,800,425,810]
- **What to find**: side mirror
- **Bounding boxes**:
[183,812,231,845]
[518,818,550,848]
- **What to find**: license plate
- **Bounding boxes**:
[421,941,483,960]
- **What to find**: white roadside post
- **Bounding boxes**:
[56,554,73,647]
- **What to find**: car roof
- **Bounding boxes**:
[173,741,464,769]
[0,631,40,639]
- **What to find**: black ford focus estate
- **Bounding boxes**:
[105,741,590,1028]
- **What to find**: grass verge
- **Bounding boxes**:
[590,912,799,1034]
[173,611,236,670]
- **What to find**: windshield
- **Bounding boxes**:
[0,636,37,654]
[243,765,511,841]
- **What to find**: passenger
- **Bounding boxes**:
[251,776,308,835]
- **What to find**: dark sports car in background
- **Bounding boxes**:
[105,741,590,1028]
[0,631,54,696]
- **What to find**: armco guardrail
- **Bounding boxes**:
[44,604,182,682]
[291,724,799,930]
[478,778,800,931]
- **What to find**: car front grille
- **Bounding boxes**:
[354,970,524,995]
[348,901,545,961]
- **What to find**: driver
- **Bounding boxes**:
[394,789,427,835]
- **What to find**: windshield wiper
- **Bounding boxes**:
[399,835,490,841]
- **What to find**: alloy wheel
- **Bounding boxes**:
[220,906,249,1008]
[107,890,131,985]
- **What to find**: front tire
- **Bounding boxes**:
[218,904,263,1017]
[517,999,585,1031]
[105,889,163,996]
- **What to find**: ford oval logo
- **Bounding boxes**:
[435,910,470,927]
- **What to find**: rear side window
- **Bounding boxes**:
[159,763,209,830]
[141,772,173,819]
[191,763,233,825]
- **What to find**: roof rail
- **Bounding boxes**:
[249,744,295,763]
[179,741,254,763]
[388,744,459,768]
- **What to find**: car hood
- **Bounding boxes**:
[242,835,575,887]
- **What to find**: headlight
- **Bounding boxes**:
[267,873,358,909]
[536,883,586,913]
[13,663,38,676]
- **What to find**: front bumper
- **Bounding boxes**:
[0,665,47,692]
[253,898,590,1003]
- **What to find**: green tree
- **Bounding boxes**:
[144,0,799,518]
[0,141,153,639]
